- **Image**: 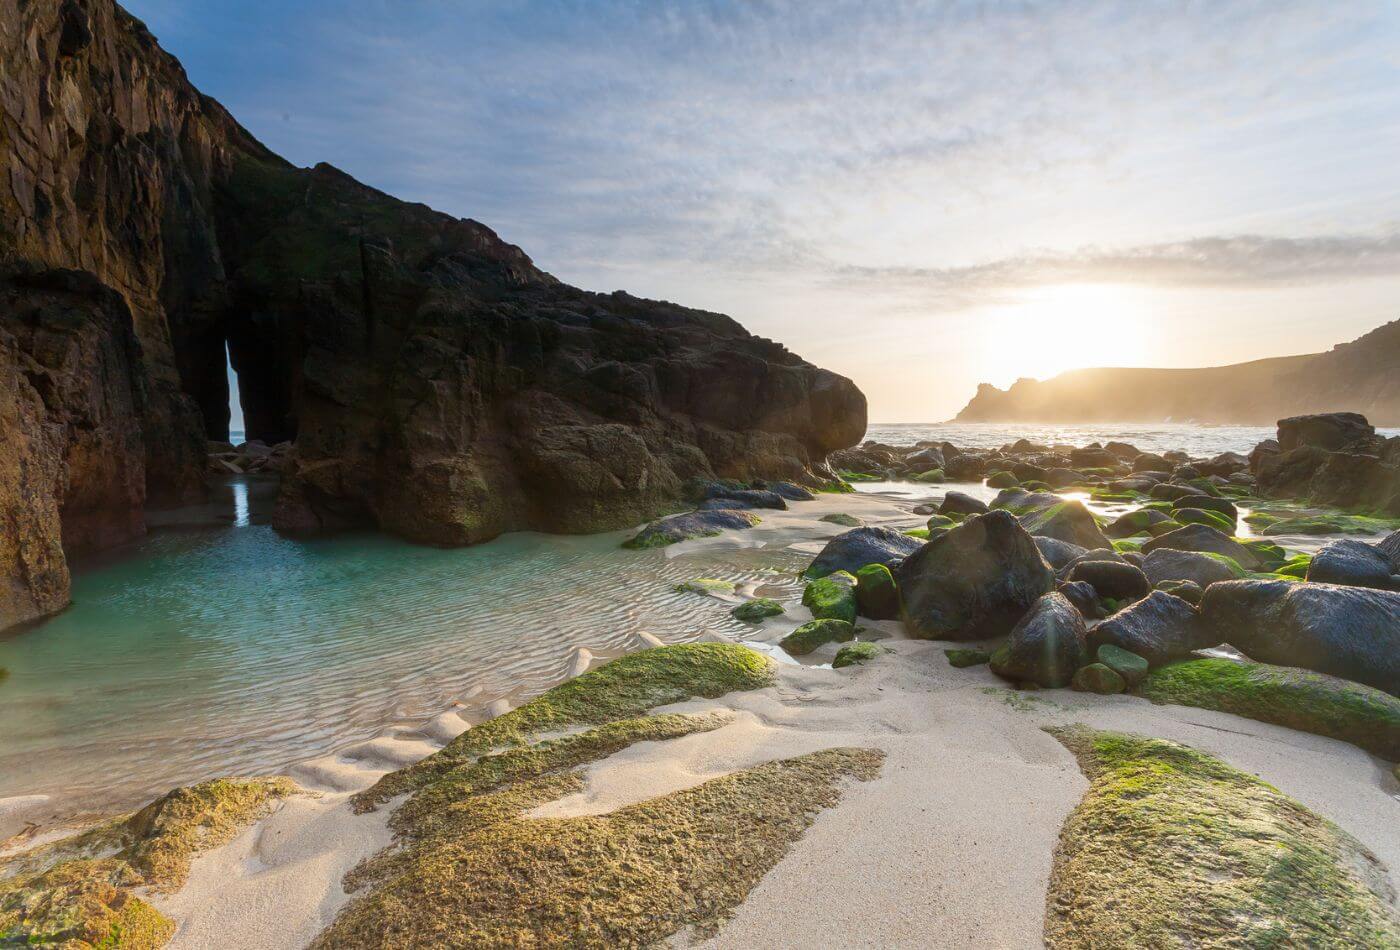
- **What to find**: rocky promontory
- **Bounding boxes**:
[0,0,865,631]
[955,320,1400,425]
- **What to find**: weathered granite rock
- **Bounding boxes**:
[897,510,1054,640]
[1090,591,1214,667]
[1277,412,1375,452]
[622,509,760,548]
[1201,580,1400,695]
[1305,540,1400,592]
[989,592,1088,688]
[1067,560,1150,603]
[992,489,1111,551]
[1140,548,1239,589]
[1140,524,1259,570]
[1035,537,1089,572]
[805,526,924,578]
[939,490,988,517]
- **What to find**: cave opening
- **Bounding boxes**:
[226,342,246,443]
[178,313,298,447]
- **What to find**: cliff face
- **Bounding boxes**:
[0,0,866,629]
[955,321,1400,426]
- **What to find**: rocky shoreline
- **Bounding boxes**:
[5,412,1399,947]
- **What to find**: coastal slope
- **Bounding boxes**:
[0,0,865,631]
[955,319,1400,425]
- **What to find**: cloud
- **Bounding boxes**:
[832,232,1400,310]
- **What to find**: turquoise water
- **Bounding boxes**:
[0,478,805,826]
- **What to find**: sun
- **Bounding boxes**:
[980,283,1151,383]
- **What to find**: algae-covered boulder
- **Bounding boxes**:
[1104,508,1172,539]
[674,578,736,595]
[1141,547,1238,589]
[1306,539,1399,591]
[802,571,858,624]
[1096,644,1148,686]
[1201,580,1400,696]
[989,592,1088,688]
[780,619,856,656]
[1170,494,1238,521]
[1071,663,1126,695]
[1171,507,1235,534]
[1139,658,1400,760]
[731,598,784,622]
[832,641,893,669]
[1047,728,1400,948]
[897,510,1054,640]
[1090,591,1214,667]
[1278,411,1375,452]
[698,485,788,511]
[986,471,1018,488]
[624,510,761,548]
[804,526,924,578]
[766,481,816,502]
[819,513,861,527]
[1066,560,1149,603]
[939,491,989,516]
[992,489,1111,551]
[854,563,899,620]
[1140,523,1260,570]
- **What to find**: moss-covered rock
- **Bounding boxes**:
[819,513,861,527]
[731,598,784,622]
[0,777,296,948]
[316,739,883,949]
[1138,658,1400,760]
[903,527,931,539]
[1275,553,1313,578]
[854,563,899,620]
[1096,644,1148,686]
[925,513,957,531]
[832,642,893,669]
[912,468,946,483]
[986,471,1019,488]
[623,509,761,548]
[945,648,992,668]
[673,578,736,595]
[1172,507,1234,534]
[1046,728,1400,948]
[355,644,776,807]
[802,570,858,623]
[1071,663,1126,695]
[779,619,856,656]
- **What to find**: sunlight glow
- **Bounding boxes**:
[978,283,1152,385]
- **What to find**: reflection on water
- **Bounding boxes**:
[0,478,808,824]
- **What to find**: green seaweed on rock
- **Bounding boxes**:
[1046,728,1400,948]
[1137,658,1400,760]
[354,644,776,808]
[832,642,892,668]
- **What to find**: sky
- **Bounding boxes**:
[132,0,1400,423]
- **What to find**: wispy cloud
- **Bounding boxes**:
[833,232,1400,310]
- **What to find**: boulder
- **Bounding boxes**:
[992,489,1112,551]
[1140,524,1259,570]
[1067,560,1150,602]
[1277,412,1375,452]
[1148,483,1197,502]
[1141,548,1239,589]
[764,481,816,502]
[1071,663,1127,695]
[1305,540,1400,591]
[1090,591,1214,666]
[1200,580,1400,695]
[1104,508,1173,539]
[897,510,1054,640]
[1035,537,1089,572]
[1105,441,1141,459]
[832,641,892,668]
[1379,529,1400,568]
[1057,580,1106,620]
[1170,495,1238,520]
[1133,453,1172,473]
[805,526,925,578]
[1096,644,1149,686]
[1070,447,1119,469]
[989,592,1088,688]
[803,571,858,623]
[939,491,989,517]
[732,598,784,622]
[1154,579,1204,605]
[854,563,899,620]
[701,486,788,510]
[1196,452,1249,477]
[623,509,760,548]
[780,619,855,656]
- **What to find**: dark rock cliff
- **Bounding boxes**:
[955,320,1400,426]
[0,0,866,629]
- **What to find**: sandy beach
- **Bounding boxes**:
[126,487,1400,948]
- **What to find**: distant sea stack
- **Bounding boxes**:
[0,0,865,632]
[955,320,1400,426]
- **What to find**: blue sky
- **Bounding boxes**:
[134,0,1400,421]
